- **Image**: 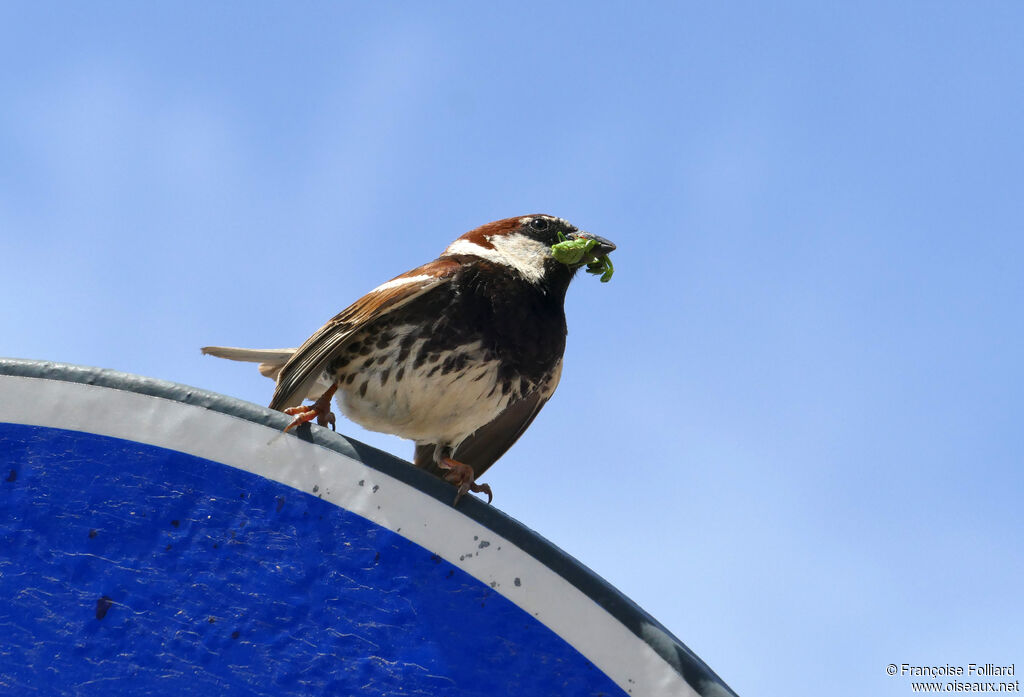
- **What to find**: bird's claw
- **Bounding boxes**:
[282,404,336,432]
[439,458,492,505]
[282,384,338,432]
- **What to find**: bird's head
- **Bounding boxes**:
[442,215,616,286]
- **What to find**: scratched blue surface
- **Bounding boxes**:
[0,423,624,696]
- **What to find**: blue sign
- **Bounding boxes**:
[0,359,736,697]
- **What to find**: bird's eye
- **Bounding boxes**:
[530,218,550,232]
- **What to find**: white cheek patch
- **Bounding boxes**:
[487,234,551,284]
[444,235,549,284]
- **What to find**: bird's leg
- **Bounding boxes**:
[282,382,338,432]
[438,457,492,505]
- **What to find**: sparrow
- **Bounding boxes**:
[202,215,615,504]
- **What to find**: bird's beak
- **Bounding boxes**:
[569,232,616,256]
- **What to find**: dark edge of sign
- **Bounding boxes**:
[0,357,738,697]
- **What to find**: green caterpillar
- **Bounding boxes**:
[550,234,615,283]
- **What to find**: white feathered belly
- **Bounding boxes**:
[332,335,521,446]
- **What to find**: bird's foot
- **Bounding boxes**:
[438,458,492,505]
[282,383,338,432]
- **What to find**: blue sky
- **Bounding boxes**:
[2,3,1022,695]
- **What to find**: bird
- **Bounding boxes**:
[202,214,615,504]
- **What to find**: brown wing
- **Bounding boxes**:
[269,260,461,411]
[413,359,563,480]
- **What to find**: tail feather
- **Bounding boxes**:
[201,346,296,364]
[201,345,329,401]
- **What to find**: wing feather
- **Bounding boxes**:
[269,260,461,410]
